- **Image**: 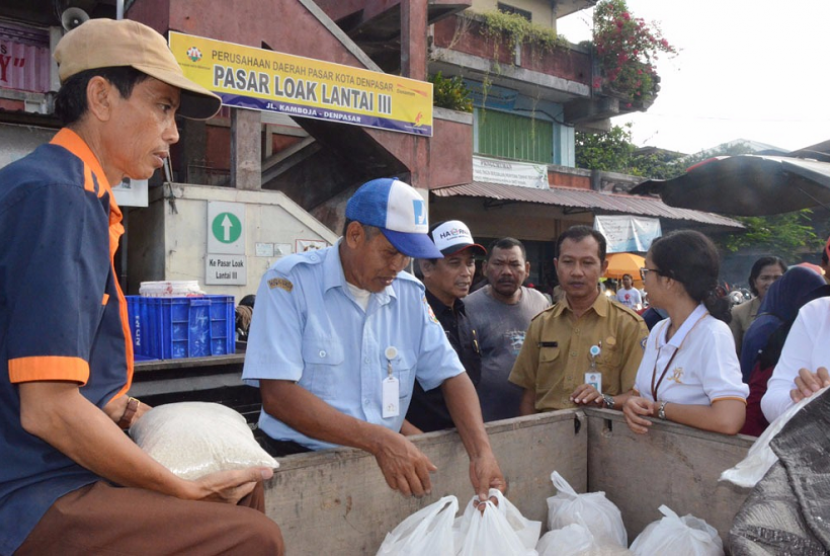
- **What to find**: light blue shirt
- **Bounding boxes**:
[243,240,464,450]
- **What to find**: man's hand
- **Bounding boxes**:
[371,429,437,497]
[189,467,274,505]
[623,396,655,434]
[570,384,603,406]
[791,367,830,404]
[469,452,506,506]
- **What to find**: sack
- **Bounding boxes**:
[130,402,278,480]
[630,505,723,556]
[455,489,538,556]
[376,496,458,556]
[720,385,830,488]
[547,471,627,548]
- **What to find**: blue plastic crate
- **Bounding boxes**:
[126,295,236,360]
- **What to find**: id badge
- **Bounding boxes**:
[585,372,602,393]
[382,376,400,418]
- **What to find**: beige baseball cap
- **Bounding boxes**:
[54,18,221,120]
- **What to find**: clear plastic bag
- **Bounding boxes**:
[130,402,278,480]
[629,505,723,556]
[376,496,458,556]
[720,385,830,488]
[455,489,538,556]
[547,471,627,548]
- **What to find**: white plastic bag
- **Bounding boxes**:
[720,385,830,488]
[629,505,723,556]
[453,489,541,552]
[376,496,458,556]
[547,471,627,548]
[130,402,278,480]
[537,522,594,556]
[455,489,538,556]
[537,513,635,556]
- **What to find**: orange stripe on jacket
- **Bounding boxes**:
[50,128,134,395]
[50,128,111,197]
[9,356,90,384]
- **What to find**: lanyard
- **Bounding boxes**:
[650,311,708,401]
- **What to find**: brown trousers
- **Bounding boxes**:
[16,481,284,555]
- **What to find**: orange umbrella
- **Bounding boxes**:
[604,253,645,279]
[604,253,645,288]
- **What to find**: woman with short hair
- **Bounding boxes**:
[729,256,787,356]
[623,230,748,435]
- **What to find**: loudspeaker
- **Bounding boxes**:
[60,7,89,31]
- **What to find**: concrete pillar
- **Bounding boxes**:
[401,0,430,190]
[231,108,262,190]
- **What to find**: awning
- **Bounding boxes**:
[432,181,744,230]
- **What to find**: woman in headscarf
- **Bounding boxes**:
[740,266,827,382]
[738,266,828,436]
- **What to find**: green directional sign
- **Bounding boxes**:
[212,212,242,243]
[207,201,245,255]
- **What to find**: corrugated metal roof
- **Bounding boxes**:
[432,181,744,229]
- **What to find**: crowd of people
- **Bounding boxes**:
[4,16,830,556]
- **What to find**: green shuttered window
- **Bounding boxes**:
[476,109,553,164]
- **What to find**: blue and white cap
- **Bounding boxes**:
[346,178,443,259]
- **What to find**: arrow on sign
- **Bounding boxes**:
[221,215,232,241]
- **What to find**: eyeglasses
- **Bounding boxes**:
[639,267,662,280]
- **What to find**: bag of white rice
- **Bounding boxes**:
[130,402,278,480]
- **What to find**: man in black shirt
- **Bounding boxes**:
[404,220,486,433]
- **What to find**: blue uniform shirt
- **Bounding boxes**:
[242,241,464,450]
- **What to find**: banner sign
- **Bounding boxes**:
[472,155,548,189]
[594,215,662,253]
[169,32,433,136]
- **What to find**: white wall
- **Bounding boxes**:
[129,184,338,301]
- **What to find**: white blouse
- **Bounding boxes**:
[634,304,748,404]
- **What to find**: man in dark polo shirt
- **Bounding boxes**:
[404,220,485,433]
[0,19,282,555]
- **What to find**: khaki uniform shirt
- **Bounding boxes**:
[509,293,649,412]
[729,296,761,356]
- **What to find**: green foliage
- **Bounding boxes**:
[575,124,636,172]
[593,0,675,106]
[478,10,569,54]
[719,210,822,256]
[429,72,473,112]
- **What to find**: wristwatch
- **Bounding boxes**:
[118,397,141,429]
[601,394,615,410]
[657,400,668,420]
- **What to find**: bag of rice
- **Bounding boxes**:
[130,402,278,480]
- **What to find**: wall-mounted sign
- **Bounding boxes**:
[169,31,433,136]
[472,155,548,189]
[295,239,327,253]
[112,178,148,207]
[207,201,245,255]
[594,215,662,253]
[205,254,247,285]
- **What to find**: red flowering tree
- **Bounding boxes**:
[593,0,675,107]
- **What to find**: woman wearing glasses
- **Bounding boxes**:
[623,230,749,435]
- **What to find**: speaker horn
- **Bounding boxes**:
[61,7,90,31]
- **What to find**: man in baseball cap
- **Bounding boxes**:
[405,221,486,433]
[2,18,282,555]
[244,179,506,503]
[345,177,443,259]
